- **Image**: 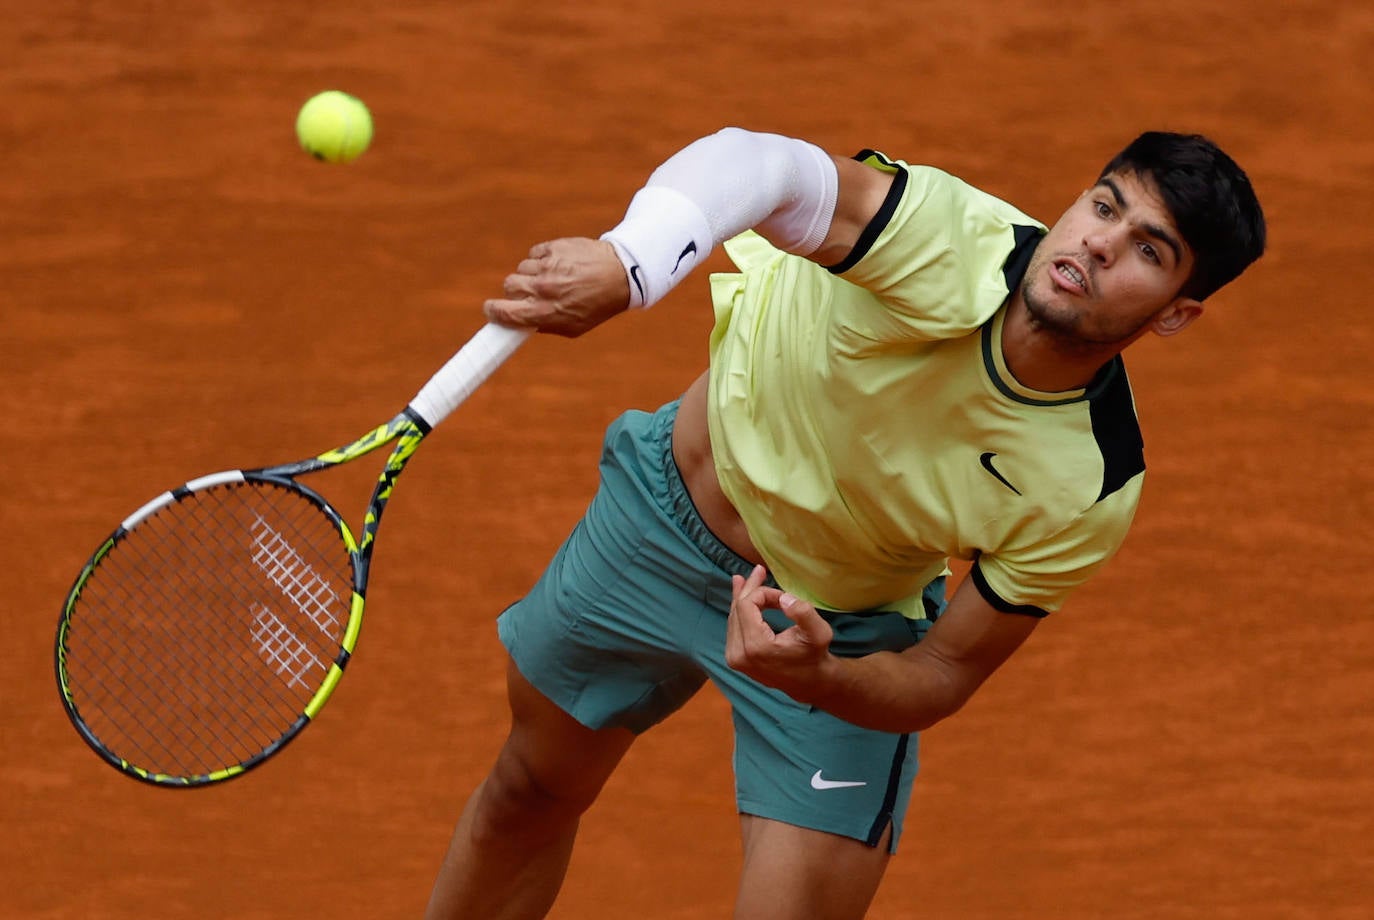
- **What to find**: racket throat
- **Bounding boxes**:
[354,412,428,585]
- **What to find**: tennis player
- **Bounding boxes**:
[424,127,1266,919]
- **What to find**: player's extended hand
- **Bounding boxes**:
[483,238,631,338]
[725,564,836,703]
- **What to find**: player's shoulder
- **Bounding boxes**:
[851,150,1041,227]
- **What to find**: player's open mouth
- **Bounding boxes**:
[1052,259,1087,294]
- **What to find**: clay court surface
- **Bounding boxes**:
[3,1,1371,917]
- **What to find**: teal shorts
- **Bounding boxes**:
[497,399,946,851]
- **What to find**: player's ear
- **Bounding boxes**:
[1149,296,1203,338]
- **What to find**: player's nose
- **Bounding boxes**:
[1083,228,1116,266]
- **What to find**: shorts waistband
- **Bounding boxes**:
[654,400,768,582]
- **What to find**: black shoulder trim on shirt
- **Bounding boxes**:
[1002,223,1043,293]
[825,152,909,275]
[851,149,900,168]
[970,562,1051,618]
[1088,358,1146,502]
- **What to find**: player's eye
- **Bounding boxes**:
[1138,241,1161,264]
[1094,200,1114,219]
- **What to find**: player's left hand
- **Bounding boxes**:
[482,237,630,337]
[725,564,836,702]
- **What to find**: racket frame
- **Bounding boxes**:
[55,408,431,787]
[56,322,529,787]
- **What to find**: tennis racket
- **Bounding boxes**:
[55,322,532,788]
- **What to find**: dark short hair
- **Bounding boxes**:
[1099,132,1266,301]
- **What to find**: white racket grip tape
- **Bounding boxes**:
[408,323,533,428]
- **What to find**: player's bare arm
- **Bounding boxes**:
[808,152,896,266]
[726,565,1038,734]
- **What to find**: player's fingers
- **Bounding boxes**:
[483,296,544,328]
[725,575,754,668]
[743,563,768,594]
[731,564,768,602]
[730,569,786,630]
[778,593,833,647]
[728,574,760,631]
[502,271,538,299]
[728,575,773,640]
[745,586,786,613]
[728,574,746,608]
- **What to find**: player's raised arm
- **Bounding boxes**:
[482,127,896,336]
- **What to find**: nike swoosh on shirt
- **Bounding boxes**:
[810,770,867,790]
[979,451,1022,495]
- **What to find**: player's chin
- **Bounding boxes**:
[1023,286,1081,334]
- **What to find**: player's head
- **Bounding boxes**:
[1098,131,1266,302]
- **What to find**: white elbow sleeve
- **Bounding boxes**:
[600,127,839,308]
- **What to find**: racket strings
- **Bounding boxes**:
[113,519,314,717]
[73,523,309,774]
[77,487,343,772]
[61,480,355,779]
[93,520,308,754]
[78,582,291,769]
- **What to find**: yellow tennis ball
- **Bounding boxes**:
[295,90,373,164]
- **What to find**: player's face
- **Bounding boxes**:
[1022,170,1201,345]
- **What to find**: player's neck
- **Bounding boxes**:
[1000,295,1125,393]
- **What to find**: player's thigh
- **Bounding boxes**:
[494,655,638,810]
[735,815,891,920]
[698,602,924,849]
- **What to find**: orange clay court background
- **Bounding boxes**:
[1,2,1371,918]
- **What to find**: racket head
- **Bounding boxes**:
[55,471,364,787]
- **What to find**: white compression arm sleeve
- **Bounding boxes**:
[600,127,839,308]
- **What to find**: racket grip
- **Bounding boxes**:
[408,323,534,427]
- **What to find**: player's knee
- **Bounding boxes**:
[467,748,591,846]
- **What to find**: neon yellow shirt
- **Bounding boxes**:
[706,152,1144,620]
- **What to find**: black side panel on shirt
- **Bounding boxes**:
[1089,359,1146,501]
[1002,223,1043,294]
[971,363,1145,616]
